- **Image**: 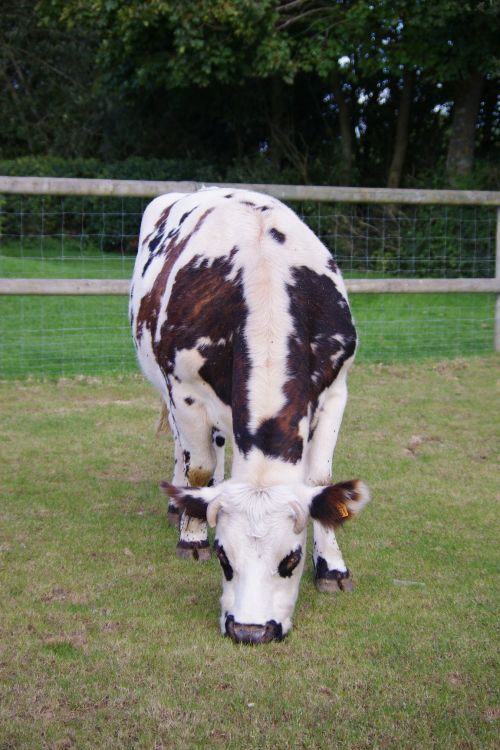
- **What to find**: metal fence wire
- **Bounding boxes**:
[0,195,497,278]
[0,183,498,379]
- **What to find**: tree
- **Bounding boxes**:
[0,0,102,157]
[12,0,499,187]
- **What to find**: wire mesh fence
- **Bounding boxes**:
[0,194,497,279]
[0,186,498,379]
[299,201,496,278]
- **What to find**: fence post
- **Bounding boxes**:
[496,207,500,352]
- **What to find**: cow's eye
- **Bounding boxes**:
[214,539,233,581]
[278,545,302,578]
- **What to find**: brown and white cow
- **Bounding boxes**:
[130,187,370,644]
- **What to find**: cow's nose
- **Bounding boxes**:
[225,615,283,644]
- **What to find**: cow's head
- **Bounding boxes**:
[161,479,370,644]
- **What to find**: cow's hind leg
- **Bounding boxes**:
[211,427,226,484]
[167,421,185,529]
[306,364,355,592]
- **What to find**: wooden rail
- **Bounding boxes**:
[1,175,500,206]
[1,278,499,296]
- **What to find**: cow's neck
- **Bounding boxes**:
[231,444,307,487]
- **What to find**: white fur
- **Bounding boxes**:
[212,482,308,634]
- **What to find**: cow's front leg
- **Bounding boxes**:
[306,364,355,592]
[176,441,214,561]
[177,513,211,561]
[176,428,226,562]
[168,396,218,561]
[312,522,354,592]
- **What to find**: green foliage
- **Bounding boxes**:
[2,2,499,185]
[0,154,220,181]
[0,0,101,159]
[0,156,221,254]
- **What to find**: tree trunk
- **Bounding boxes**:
[331,72,355,181]
[267,77,309,182]
[446,72,484,183]
[387,68,413,189]
[268,77,286,170]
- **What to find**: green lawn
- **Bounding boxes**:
[0,358,498,749]
[0,239,135,279]
[0,292,495,378]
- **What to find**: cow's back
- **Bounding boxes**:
[130,188,356,464]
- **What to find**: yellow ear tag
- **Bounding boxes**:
[338,502,349,519]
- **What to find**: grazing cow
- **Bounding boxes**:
[130,187,370,644]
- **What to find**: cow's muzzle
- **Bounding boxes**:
[225,615,283,644]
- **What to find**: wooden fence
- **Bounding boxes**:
[1,176,500,351]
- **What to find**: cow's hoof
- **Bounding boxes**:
[314,557,353,593]
[175,540,211,561]
[167,504,180,529]
[315,574,354,593]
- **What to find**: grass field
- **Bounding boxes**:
[0,358,498,749]
[0,243,496,378]
[0,240,134,280]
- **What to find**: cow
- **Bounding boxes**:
[129,187,370,644]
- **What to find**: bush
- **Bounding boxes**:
[0,157,222,254]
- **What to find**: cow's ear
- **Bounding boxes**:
[308,480,370,529]
[160,482,222,524]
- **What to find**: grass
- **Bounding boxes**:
[0,358,498,749]
[0,241,496,377]
[0,292,495,378]
[0,239,135,279]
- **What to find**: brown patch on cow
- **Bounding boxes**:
[254,411,304,463]
[288,266,355,443]
[135,207,216,344]
[310,480,364,528]
[150,247,250,430]
[252,265,356,463]
[160,482,208,520]
[145,202,178,242]
[278,546,302,578]
[187,468,212,487]
[214,539,234,581]
[327,257,339,274]
[178,207,196,226]
[269,227,286,244]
